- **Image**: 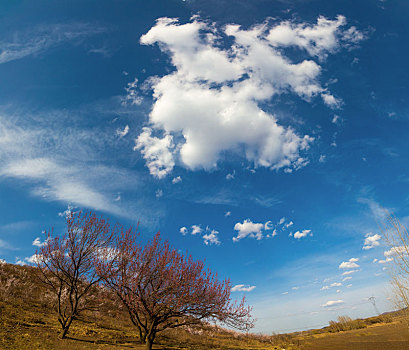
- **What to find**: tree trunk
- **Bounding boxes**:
[61,326,69,339]
[145,330,156,350]
[60,317,74,339]
[145,338,153,350]
[139,329,146,344]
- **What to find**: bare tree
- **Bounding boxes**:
[97,231,254,350]
[36,210,117,339]
[381,215,409,320]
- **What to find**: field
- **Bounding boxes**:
[300,321,409,350]
[1,263,409,350]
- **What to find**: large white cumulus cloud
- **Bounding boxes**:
[136,16,363,177]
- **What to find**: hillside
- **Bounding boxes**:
[1,262,409,350]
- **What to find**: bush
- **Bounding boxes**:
[270,332,296,347]
[328,316,367,332]
[0,263,48,305]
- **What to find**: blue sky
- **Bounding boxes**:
[1,0,409,333]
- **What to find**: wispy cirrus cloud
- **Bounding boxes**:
[0,111,152,220]
[0,239,13,250]
[1,157,127,216]
[0,23,105,64]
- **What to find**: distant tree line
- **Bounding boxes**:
[35,210,253,350]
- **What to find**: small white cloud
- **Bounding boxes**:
[330,282,342,287]
[373,258,378,263]
[293,229,312,239]
[282,291,289,295]
[25,254,42,264]
[292,286,300,290]
[58,204,75,218]
[384,246,406,257]
[226,171,235,180]
[278,217,286,225]
[203,229,221,246]
[342,26,366,45]
[319,154,326,163]
[321,92,342,109]
[172,176,182,184]
[272,229,278,237]
[342,276,352,282]
[122,78,143,105]
[321,282,342,290]
[378,257,393,264]
[15,259,26,266]
[346,284,352,288]
[32,237,48,247]
[114,193,121,201]
[321,300,344,308]
[231,284,256,292]
[264,221,274,230]
[285,221,294,228]
[233,219,264,242]
[332,115,341,124]
[225,211,231,217]
[180,224,220,245]
[134,127,175,179]
[339,258,359,269]
[116,125,129,138]
[362,233,381,250]
[342,270,358,276]
[191,225,203,235]
[155,189,163,198]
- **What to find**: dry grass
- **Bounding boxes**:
[325,314,394,333]
[1,262,409,350]
[299,320,409,350]
[0,263,273,350]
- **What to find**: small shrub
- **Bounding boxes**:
[270,332,295,347]
[328,315,367,333]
